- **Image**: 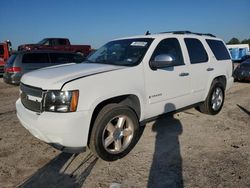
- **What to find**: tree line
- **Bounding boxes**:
[227,38,250,46]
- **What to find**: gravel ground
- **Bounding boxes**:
[0,77,249,188]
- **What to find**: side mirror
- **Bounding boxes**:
[149,54,175,70]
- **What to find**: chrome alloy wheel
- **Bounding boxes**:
[102,115,134,154]
[211,87,223,111]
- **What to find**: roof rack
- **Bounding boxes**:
[159,31,216,37]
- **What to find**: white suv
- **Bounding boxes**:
[16,31,234,161]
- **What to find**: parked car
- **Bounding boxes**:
[233,58,250,81]
[3,51,85,85]
[18,38,91,57]
[16,31,234,161]
[0,41,12,75]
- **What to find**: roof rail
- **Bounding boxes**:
[159,31,216,37]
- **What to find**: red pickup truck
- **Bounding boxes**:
[0,41,12,75]
[18,38,91,56]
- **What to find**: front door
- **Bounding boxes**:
[144,38,191,118]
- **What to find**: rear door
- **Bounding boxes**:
[184,38,210,103]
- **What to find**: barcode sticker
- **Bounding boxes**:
[130,42,147,47]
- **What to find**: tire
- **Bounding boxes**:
[197,81,225,115]
[89,104,140,161]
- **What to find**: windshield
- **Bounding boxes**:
[86,38,154,66]
[241,59,250,68]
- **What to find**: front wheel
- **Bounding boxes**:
[197,81,225,115]
[89,104,140,161]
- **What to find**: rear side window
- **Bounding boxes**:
[50,53,72,63]
[51,39,67,46]
[50,53,84,63]
[185,38,208,64]
[68,54,85,63]
[206,39,231,60]
[58,39,67,45]
[22,53,49,64]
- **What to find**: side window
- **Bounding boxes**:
[51,39,59,46]
[22,53,49,63]
[151,38,184,66]
[50,53,70,63]
[184,38,208,64]
[206,39,231,60]
[58,39,67,45]
[70,54,85,63]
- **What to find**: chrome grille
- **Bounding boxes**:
[20,83,43,112]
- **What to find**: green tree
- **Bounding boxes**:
[227,37,240,44]
[241,39,250,46]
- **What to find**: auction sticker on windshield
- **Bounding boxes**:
[130,42,147,47]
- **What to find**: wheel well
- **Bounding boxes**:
[213,75,227,89]
[87,95,141,145]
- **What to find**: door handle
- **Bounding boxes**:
[179,72,189,77]
[207,68,214,71]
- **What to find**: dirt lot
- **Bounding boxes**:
[0,77,249,188]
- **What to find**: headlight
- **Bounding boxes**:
[44,90,79,112]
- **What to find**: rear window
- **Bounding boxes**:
[0,45,4,55]
[184,38,208,64]
[6,54,17,66]
[206,39,231,60]
[22,53,49,64]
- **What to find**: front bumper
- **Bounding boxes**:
[16,99,92,150]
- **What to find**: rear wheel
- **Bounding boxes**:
[197,81,225,115]
[89,104,140,161]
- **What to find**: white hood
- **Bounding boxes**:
[21,63,125,90]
